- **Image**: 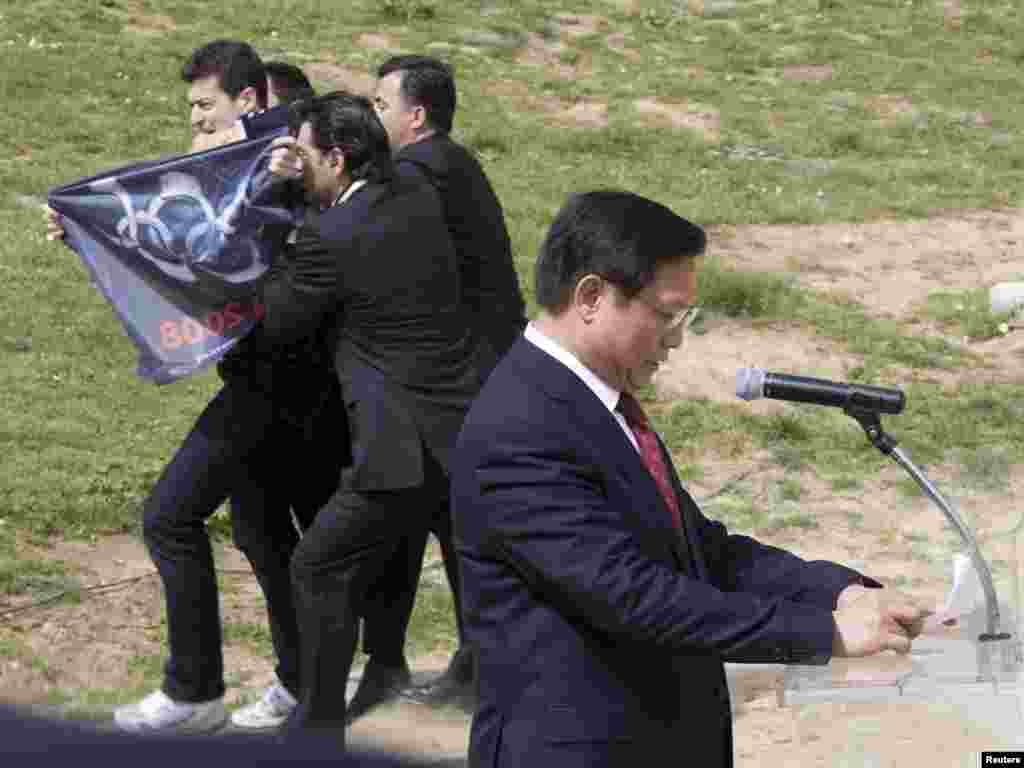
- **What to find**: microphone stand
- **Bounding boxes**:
[845,407,1020,681]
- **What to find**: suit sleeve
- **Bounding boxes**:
[396,150,526,358]
[694,510,881,611]
[469,420,837,665]
[239,105,291,139]
[259,223,340,346]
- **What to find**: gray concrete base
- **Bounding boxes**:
[782,633,1024,759]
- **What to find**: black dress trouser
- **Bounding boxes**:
[359,336,509,666]
[284,444,450,743]
[142,380,339,703]
[360,505,463,661]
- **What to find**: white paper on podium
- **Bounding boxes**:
[923,553,1015,635]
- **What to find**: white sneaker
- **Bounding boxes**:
[114,690,227,734]
[229,680,297,730]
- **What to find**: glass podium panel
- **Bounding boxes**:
[779,505,1024,768]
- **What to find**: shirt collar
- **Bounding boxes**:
[524,323,621,417]
[333,178,368,207]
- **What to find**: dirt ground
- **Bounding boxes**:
[3,208,1024,765]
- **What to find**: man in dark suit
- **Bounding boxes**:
[451,190,931,767]
[260,92,481,743]
[362,54,527,712]
[373,54,526,369]
[45,39,343,735]
[265,61,315,108]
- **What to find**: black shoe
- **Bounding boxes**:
[407,648,475,712]
[345,659,412,724]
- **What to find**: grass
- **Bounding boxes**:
[2,0,1024,713]
[222,621,274,658]
[951,445,1013,493]
[403,566,460,659]
[779,476,803,502]
[920,287,1014,341]
[0,533,72,596]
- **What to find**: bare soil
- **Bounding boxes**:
[4,202,1024,763]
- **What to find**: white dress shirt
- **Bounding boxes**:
[524,323,639,452]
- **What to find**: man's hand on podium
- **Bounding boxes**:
[832,583,933,657]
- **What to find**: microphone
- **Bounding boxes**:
[735,367,905,415]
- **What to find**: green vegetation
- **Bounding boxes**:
[0,536,79,601]
[2,0,1024,710]
[404,567,461,657]
[921,287,1015,341]
[222,621,274,658]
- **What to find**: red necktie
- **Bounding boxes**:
[616,392,682,530]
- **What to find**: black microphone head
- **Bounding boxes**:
[848,383,906,415]
[735,367,765,401]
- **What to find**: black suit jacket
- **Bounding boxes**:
[215,222,340,432]
[261,176,481,491]
[394,135,527,370]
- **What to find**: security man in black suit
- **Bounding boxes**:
[259,91,482,743]
[373,55,526,369]
[362,55,527,712]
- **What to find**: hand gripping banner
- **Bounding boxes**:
[48,132,300,384]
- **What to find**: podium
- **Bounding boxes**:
[782,633,1024,766]
[763,403,1023,765]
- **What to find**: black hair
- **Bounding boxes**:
[288,91,394,184]
[534,190,706,313]
[182,39,268,109]
[376,54,456,135]
[265,61,314,105]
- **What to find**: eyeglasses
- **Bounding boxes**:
[645,301,701,332]
[599,276,700,332]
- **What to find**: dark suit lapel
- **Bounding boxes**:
[513,340,698,569]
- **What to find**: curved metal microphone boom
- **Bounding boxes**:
[737,365,1017,659]
[735,367,905,414]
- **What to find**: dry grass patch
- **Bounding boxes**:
[551,13,610,39]
[116,0,177,36]
[515,32,577,81]
[356,33,398,51]
[303,62,375,96]
[633,98,721,143]
[0,534,281,712]
[653,320,869,410]
[485,79,607,129]
[781,64,834,83]
[485,78,563,119]
[943,0,964,31]
[605,31,640,62]
[556,101,608,130]
[864,94,921,127]
[710,210,1024,321]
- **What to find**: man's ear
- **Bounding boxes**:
[574,274,606,324]
[409,105,429,133]
[328,147,347,177]
[235,85,259,114]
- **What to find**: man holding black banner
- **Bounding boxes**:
[46,40,343,735]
